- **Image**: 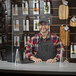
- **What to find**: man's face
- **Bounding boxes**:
[39,24,50,33]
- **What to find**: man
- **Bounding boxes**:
[25,19,65,63]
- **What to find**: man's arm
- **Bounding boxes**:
[55,36,65,61]
[25,38,34,59]
[25,37,42,62]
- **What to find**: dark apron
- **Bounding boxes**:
[35,34,57,61]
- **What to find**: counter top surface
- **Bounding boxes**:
[0,60,76,75]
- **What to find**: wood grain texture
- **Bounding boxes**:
[59,5,69,20]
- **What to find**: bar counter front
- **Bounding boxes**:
[0,60,76,75]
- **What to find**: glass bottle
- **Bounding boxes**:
[23,19,26,31]
[33,0,39,15]
[26,16,29,31]
[44,0,50,14]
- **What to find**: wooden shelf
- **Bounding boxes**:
[70,7,76,9]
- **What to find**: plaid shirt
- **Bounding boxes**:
[25,32,65,60]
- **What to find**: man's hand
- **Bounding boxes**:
[30,56,42,62]
[46,59,57,63]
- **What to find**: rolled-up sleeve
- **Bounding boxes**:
[25,39,34,59]
[55,36,65,61]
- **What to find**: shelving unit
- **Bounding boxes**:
[0,0,8,60]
